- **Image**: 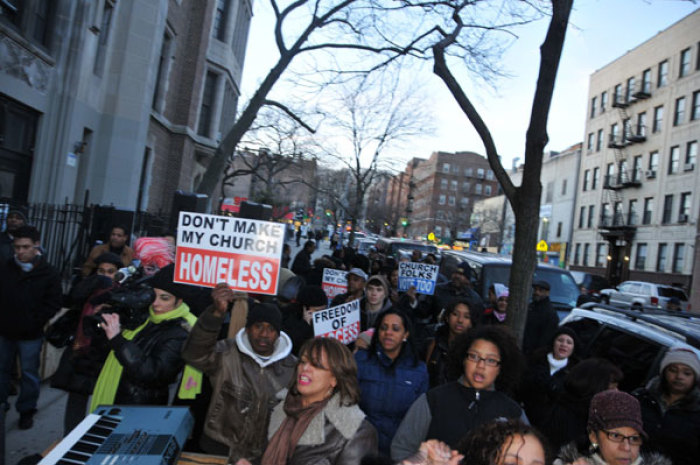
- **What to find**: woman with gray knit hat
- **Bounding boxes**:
[634,348,700,465]
[555,389,670,465]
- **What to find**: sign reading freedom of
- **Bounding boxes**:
[398,261,439,295]
[321,268,348,300]
[313,299,360,344]
[174,212,284,295]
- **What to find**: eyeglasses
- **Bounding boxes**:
[465,352,501,367]
[601,430,643,446]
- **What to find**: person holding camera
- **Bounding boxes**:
[89,264,199,411]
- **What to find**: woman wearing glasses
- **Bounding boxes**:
[390,326,525,462]
[555,389,670,465]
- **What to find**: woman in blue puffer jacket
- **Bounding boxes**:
[354,308,429,457]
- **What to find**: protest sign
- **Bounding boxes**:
[321,268,348,301]
[398,261,439,295]
[174,212,284,295]
[312,299,360,344]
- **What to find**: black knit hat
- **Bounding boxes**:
[94,252,123,268]
[298,285,328,307]
[147,263,189,299]
[587,389,646,437]
[246,302,282,332]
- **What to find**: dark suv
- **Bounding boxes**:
[439,250,580,316]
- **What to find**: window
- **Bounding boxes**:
[452,164,460,174]
[574,244,581,265]
[561,179,567,195]
[596,244,606,267]
[658,60,668,87]
[657,243,668,272]
[583,244,590,267]
[475,184,482,195]
[643,197,653,225]
[679,192,691,221]
[587,205,595,228]
[231,0,252,61]
[465,167,473,177]
[596,129,604,151]
[653,106,663,132]
[460,197,469,206]
[628,199,638,225]
[440,179,448,190]
[94,1,115,76]
[152,32,173,112]
[692,91,700,121]
[601,91,608,112]
[680,48,691,78]
[602,203,611,225]
[486,170,494,180]
[641,69,651,94]
[448,196,455,206]
[669,146,680,174]
[582,170,590,191]
[587,133,594,151]
[436,210,444,220]
[626,77,635,102]
[477,168,485,179]
[219,80,238,135]
[674,97,686,126]
[606,163,615,187]
[484,185,492,196]
[636,112,646,137]
[632,155,642,182]
[213,0,231,41]
[686,141,697,166]
[462,181,470,192]
[556,222,562,238]
[662,195,673,224]
[590,96,597,118]
[614,201,623,224]
[614,84,623,105]
[197,71,218,137]
[579,206,585,228]
[438,195,446,205]
[610,123,619,143]
[450,180,457,191]
[649,151,659,172]
[672,243,685,273]
[635,243,647,270]
[592,167,599,189]
[442,163,450,173]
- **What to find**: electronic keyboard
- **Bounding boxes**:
[39,405,194,465]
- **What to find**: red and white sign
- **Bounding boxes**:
[321,268,348,301]
[174,212,284,295]
[313,299,360,344]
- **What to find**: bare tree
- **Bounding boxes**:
[429,0,574,342]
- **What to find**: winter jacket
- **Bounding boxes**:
[425,324,452,388]
[520,350,575,427]
[280,302,314,356]
[427,282,484,322]
[181,307,297,463]
[355,347,429,455]
[0,256,62,340]
[634,377,700,465]
[522,297,559,355]
[291,249,313,277]
[266,393,378,465]
[554,442,671,465]
[538,391,591,452]
[109,317,190,405]
[81,243,134,276]
[391,381,524,461]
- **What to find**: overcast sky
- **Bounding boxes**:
[240,0,699,171]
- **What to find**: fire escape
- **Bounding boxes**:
[599,77,650,284]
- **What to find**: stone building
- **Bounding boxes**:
[1,0,252,211]
[570,9,700,291]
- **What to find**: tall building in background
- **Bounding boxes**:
[1,0,252,211]
[570,9,699,290]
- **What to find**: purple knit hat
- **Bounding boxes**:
[587,390,646,438]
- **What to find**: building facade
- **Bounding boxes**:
[570,9,700,290]
[1,0,252,211]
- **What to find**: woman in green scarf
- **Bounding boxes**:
[90,264,201,411]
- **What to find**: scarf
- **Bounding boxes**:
[547,352,569,375]
[261,391,331,465]
[14,256,34,272]
[89,302,202,412]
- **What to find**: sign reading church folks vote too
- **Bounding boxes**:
[174,212,283,295]
[313,299,360,344]
[398,261,439,295]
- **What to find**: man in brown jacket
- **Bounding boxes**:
[182,283,297,463]
[81,225,134,276]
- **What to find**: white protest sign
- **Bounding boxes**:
[321,268,348,301]
[312,299,360,344]
[398,261,439,295]
[174,212,284,295]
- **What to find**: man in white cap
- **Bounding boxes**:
[329,267,368,307]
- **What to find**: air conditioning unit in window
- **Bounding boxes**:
[679,214,689,223]
[684,163,695,172]
[645,170,656,179]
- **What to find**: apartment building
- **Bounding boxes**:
[1,0,251,211]
[570,9,700,290]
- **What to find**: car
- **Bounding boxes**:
[355,238,377,255]
[439,249,580,317]
[569,271,610,296]
[375,238,439,262]
[601,280,690,311]
[560,304,700,391]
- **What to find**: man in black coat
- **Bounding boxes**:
[291,240,315,278]
[522,280,559,356]
[0,225,62,429]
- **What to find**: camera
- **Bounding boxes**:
[83,268,156,337]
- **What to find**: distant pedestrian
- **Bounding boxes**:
[522,280,559,356]
[291,240,315,278]
[295,227,302,246]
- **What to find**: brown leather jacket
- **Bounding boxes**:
[181,307,297,463]
[266,393,378,465]
[81,243,134,276]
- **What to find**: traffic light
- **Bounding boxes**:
[401,218,409,227]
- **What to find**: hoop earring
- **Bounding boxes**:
[589,442,599,454]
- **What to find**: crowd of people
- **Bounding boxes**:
[1,218,699,465]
